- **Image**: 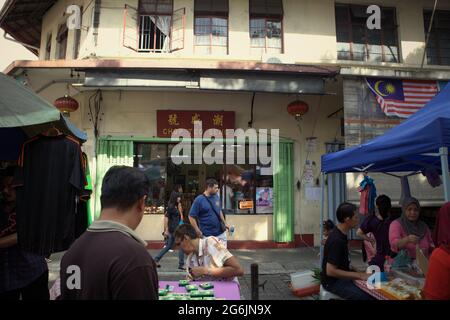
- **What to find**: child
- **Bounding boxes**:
[321,219,335,245]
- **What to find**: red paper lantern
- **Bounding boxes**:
[287,100,309,120]
[54,95,79,114]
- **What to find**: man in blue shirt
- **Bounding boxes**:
[189,179,229,247]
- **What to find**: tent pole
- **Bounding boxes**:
[440,147,450,202]
[320,173,325,266]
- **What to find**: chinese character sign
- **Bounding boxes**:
[157,110,235,137]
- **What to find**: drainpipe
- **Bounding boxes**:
[92,0,101,47]
[421,0,439,68]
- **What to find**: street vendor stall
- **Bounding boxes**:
[319,82,450,300]
[0,72,89,255]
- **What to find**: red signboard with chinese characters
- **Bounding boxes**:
[157,110,235,138]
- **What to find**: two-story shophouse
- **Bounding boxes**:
[1,0,450,247]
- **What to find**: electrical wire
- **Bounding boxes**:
[295,95,323,252]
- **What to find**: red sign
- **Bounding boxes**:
[157,110,235,138]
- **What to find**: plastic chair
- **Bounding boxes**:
[319,285,344,300]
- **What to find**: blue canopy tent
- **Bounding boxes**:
[319,82,450,259]
[0,72,87,161]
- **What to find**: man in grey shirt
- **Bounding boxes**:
[60,166,158,300]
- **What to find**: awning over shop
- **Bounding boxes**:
[83,70,327,94]
[0,72,60,127]
[0,72,87,160]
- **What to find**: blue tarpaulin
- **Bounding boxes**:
[321,83,450,173]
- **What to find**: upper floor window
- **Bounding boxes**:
[138,0,173,52]
[249,0,283,55]
[45,34,52,60]
[194,0,228,55]
[56,24,68,59]
[424,10,450,66]
[335,4,399,63]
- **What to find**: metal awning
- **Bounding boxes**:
[83,70,327,94]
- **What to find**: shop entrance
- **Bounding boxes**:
[134,142,273,216]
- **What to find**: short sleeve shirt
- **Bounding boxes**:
[189,194,222,237]
[185,237,236,282]
[321,228,350,287]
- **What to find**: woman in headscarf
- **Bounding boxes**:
[424,202,450,300]
[389,197,434,259]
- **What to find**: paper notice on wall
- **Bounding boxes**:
[306,137,317,153]
[303,161,314,186]
[305,187,322,201]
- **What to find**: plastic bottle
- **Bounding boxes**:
[228,225,235,237]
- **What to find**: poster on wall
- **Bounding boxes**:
[306,137,317,153]
[256,187,273,213]
[302,160,314,186]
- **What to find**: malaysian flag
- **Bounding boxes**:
[366,78,438,118]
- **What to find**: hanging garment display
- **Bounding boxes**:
[422,168,442,188]
[358,175,377,215]
[13,134,89,255]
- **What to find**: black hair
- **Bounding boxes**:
[174,223,198,241]
[376,195,392,219]
[1,166,16,178]
[336,202,357,223]
[174,184,183,192]
[322,219,335,231]
[100,166,150,211]
[168,190,181,208]
[205,178,218,189]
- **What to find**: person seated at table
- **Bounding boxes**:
[173,223,244,283]
[321,202,373,300]
[389,197,434,260]
[424,202,450,300]
[357,195,396,271]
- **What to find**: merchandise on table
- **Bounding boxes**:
[165,285,175,292]
[190,290,215,298]
[186,284,199,292]
[379,279,423,300]
[200,282,214,289]
[159,289,169,296]
[179,279,190,286]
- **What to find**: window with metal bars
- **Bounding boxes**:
[194,0,228,55]
[424,10,450,66]
[335,4,400,63]
[249,0,283,55]
[138,0,173,52]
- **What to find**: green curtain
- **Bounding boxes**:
[273,141,294,242]
[94,139,134,219]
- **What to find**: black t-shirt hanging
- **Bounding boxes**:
[13,134,87,256]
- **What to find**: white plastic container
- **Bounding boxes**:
[290,271,317,290]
